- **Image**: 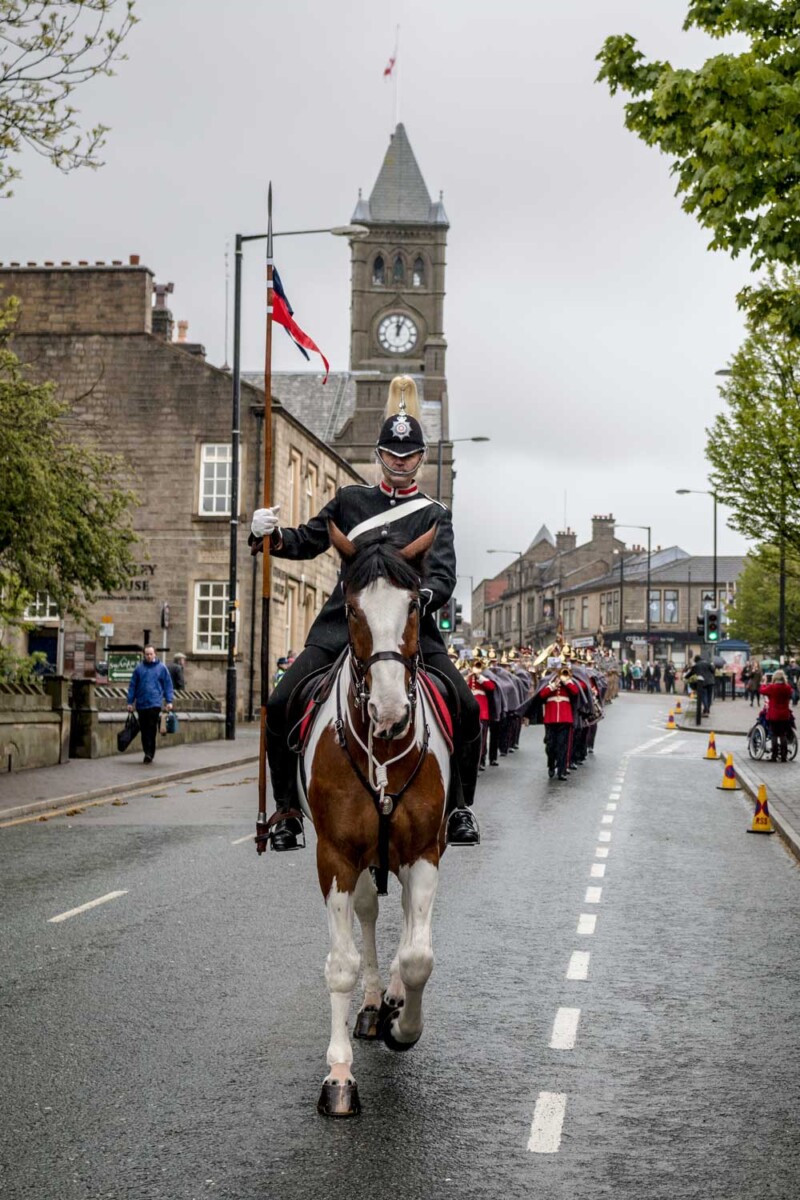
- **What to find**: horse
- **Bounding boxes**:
[297,521,452,1118]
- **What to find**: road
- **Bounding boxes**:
[2,695,799,1199]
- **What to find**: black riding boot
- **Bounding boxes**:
[266,722,304,852]
[446,730,482,846]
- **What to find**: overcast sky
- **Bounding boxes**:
[2,0,753,611]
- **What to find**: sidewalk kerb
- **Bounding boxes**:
[0,753,259,825]
[732,760,800,864]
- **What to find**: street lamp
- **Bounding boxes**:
[676,488,718,620]
[617,523,652,658]
[226,221,369,739]
[436,436,490,502]
[487,548,524,651]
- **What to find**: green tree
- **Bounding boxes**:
[0,0,137,199]
[0,295,138,648]
[706,268,800,556]
[727,545,800,653]
[596,1,800,332]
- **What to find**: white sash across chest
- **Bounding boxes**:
[347,496,434,543]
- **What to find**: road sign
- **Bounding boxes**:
[98,623,115,638]
[107,651,140,681]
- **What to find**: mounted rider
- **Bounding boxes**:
[250,375,482,851]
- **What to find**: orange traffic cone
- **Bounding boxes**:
[704,731,721,760]
[748,784,775,835]
[665,710,677,730]
[674,699,683,714]
[716,753,742,791]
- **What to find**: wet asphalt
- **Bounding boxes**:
[1,695,799,1200]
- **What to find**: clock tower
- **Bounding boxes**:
[334,124,451,502]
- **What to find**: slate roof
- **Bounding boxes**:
[352,124,449,226]
[561,550,746,594]
[526,524,555,552]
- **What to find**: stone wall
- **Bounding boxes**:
[0,680,71,771]
[71,683,224,759]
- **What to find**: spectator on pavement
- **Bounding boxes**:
[786,657,800,705]
[760,669,795,763]
[127,645,174,764]
[664,661,676,694]
[167,652,186,692]
[746,661,762,707]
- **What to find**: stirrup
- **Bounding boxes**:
[265,808,306,851]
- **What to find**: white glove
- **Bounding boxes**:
[251,506,281,538]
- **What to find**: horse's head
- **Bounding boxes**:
[330,521,436,740]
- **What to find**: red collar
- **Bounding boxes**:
[379,481,419,498]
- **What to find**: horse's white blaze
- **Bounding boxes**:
[359,578,412,734]
[324,879,360,1070]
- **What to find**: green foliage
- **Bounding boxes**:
[727,544,800,652]
[706,266,800,554]
[0,295,138,632]
[596,1,800,333]
[0,644,48,682]
[0,0,137,198]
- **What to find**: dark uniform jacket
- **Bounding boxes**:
[251,482,455,657]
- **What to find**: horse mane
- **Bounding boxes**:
[341,532,422,595]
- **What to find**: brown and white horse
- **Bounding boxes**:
[299,522,451,1117]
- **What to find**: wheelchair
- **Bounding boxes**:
[747,708,798,761]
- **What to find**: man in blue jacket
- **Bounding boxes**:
[127,645,174,763]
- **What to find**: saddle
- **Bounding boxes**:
[286,649,348,754]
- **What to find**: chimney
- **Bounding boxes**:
[175,318,206,359]
[591,513,615,546]
[555,528,576,553]
[152,281,175,340]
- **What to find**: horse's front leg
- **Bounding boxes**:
[317,861,362,1117]
[353,869,383,1040]
[383,857,439,1052]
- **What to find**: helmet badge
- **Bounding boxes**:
[390,414,411,440]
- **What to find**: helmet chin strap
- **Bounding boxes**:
[376,447,426,485]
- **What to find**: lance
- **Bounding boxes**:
[255,183,274,853]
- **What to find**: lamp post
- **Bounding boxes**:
[487,549,524,651]
[676,487,718,621]
[436,436,490,502]
[225,221,368,740]
[617,523,652,659]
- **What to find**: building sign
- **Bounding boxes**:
[626,636,647,645]
[572,636,595,648]
[108,651,140,681]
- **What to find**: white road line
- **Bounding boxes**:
[528,1092,567,1153]
[598,830,612,842]
[231,834,254,845]
[585,886,602,904]
[595,847,609,858]
[601,814,614,825]
[606,802,618,811]
[629,732,677,755]
[577,913,597,935]
[566,950,590,980]
[590,863,606,878]
[48,890,128,924]
[657,743,682,754]
[549,1007,581,1050]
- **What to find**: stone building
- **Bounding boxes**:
[245,122,455,504]
[1,259,364,710]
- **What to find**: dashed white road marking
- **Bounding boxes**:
[550,1007,581,1050]
[606,802,618,811]
[591,862,606,878]
[528,1092,567,1153]
[585,886,602,904]
[231,834,254,845]
[598,830,612,842]
[566,950,590,980]
[657,741,684,755]
[577,913,597,935]
[630,732,677,755]
[601,814,614,825]
[48,890,128,923]
[595,847,609,858]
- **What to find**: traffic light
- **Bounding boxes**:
[454,601,463,629]
[439,602,452,632]
[696,614,705,639]
[705,609,720,642]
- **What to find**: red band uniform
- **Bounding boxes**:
[543,675,580,780]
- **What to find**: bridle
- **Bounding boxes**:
[344,596,422,719]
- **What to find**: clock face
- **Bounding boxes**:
[378,313,418,354]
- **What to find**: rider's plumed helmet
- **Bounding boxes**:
[376,376,427,460]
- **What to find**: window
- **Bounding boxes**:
[649,589,662,623]
[199,444,233,515]
[527,597,535,625]
[412,256,425,287]
[324,474,336,505]
[563,598,576,631]
[303,587,316,639]
[581,596,589,630]
[24,592,59,621]
[372,255,385,285]
[393,253,405,284]
[194,581,228,653]
[304,462,318,523]
[285,580,299,656]
[288,448,302,524]
[664,589,679,624]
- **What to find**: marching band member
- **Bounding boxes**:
[467,651,497,771]
[538,662,580,780]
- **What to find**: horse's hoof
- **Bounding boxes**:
[353,1005,381,1040]
[317,1079,361,1118]
[382,1012,421,1053]
[378,994,403,1032]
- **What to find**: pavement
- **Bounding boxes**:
[668,693,800,861]
[0,726,261,823]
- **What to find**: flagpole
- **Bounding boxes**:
[255,183,274,854]
[394,24,400,127]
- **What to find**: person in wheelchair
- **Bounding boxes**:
[760,669,795,763]
[249,376,481,851]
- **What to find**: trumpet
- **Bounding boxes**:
[559,667,573,682]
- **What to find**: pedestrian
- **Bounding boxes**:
[759,669,795,762]
[685,653,715,716]
[632,660,643,692]
[127,645,174,764]
[786,657,800,705]
[167,651,186,692]
[664,661,676,694]
[653,661,662,693]
[747,660,762,707]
